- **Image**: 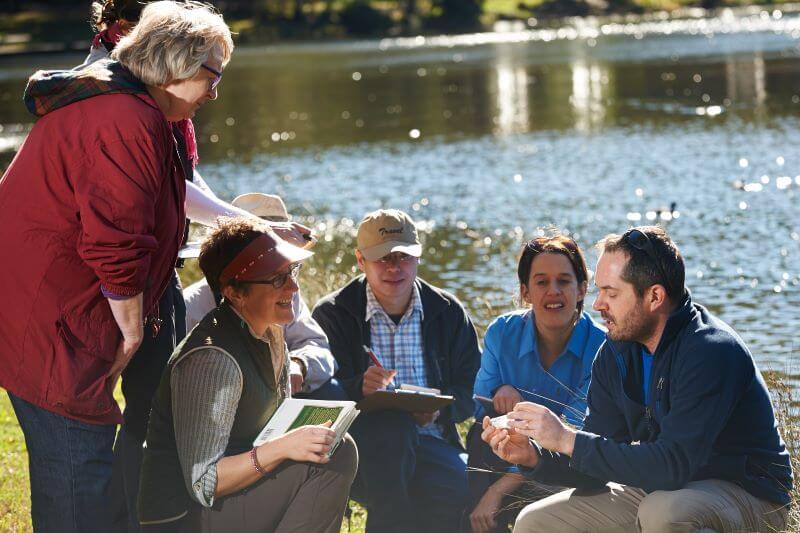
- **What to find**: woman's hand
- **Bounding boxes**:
[481,416,538,468]
[107,332,144,388]
[270,222,314,248]
[272,421,337,464]
[106,293,145,387]
[469,487,503,533]
[493,384,522,415]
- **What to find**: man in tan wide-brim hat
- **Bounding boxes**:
[311,208,481,532]
[183,193,335,395]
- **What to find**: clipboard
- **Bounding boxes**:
[357,389,454,413]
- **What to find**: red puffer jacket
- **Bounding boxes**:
[0,91,185,425]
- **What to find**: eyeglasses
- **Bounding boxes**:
[623,229,669,289]
[200,63,223,91]
[374,252,416,266]
[239,263,302,289]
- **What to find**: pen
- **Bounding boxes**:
[362,345,383,368]
[363,345,396,389]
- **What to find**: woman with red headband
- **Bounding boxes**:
[138,218,357,532]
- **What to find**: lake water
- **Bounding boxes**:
[1,7,799,379]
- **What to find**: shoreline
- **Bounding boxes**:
[1,3,799,58]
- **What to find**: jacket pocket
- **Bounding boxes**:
[45,315,117,417]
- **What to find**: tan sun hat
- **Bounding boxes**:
[232,193,290,222]
[356,209,422,261]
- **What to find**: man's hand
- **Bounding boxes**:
[361,366,397,396]
[508,402,577,456]
[412,410,439,426]
[469,486,503,533]
[493,384,523,415]
[481,416,538,467]
[289,359,305,394]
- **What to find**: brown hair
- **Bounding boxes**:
[596,225,685,303]
[90,0,148,32]
[517,233,589,314]
[199,217,265,296]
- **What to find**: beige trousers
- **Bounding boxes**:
[513,480,788,533]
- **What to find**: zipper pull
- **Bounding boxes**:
[657,377,665,390]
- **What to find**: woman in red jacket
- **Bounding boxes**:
[0,2,233,531]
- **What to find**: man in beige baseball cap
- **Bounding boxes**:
[312,208,480,532]
[355,209,422,261]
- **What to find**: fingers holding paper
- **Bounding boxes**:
[507,402,577,456]
[480,416,538,468]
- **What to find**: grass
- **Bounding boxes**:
[0,258,797,531]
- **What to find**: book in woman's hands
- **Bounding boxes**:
[253,399,360,457]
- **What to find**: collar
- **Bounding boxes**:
[650,289,694,356]
[365,282,424,323]
[228,303,272,344]
[519,310,588,360]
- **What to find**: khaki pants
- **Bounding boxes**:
[513,480,788,533]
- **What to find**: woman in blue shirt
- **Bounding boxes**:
[467,234,606,533]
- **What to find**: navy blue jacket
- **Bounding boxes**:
[527,293,793,505]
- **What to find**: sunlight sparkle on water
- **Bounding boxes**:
[513,174,523,183]
[739,158,749,168]
[739,201,748,210]
[409,129,421,139]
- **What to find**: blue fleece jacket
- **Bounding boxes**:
[525,293,793,505]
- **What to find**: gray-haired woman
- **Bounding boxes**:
[0,2,233,531]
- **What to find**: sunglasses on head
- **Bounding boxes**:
[623,229,669,290]
[200,63,222,91]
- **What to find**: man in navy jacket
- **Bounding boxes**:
[482,226,792,532]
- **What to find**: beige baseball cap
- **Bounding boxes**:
[232,193,289,222]
[356,209,422,261]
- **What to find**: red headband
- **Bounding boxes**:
[219,232,312,287]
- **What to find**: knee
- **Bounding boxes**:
[330,434,358,483]
[637,490,692,533]
[513,502,552,533]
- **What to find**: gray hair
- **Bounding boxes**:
[111,1,233,86]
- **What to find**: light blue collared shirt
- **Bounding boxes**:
[474,310,606,428]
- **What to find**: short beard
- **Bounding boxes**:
[607,298,658,344]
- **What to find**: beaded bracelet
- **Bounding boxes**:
[250,447,266,476]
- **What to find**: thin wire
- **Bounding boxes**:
[512,387,587,419]
[540,366,587,403]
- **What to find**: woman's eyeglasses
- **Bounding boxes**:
[240,263,302,289]
[200,63,222,91]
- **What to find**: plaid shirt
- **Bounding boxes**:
[366,284,442,438]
